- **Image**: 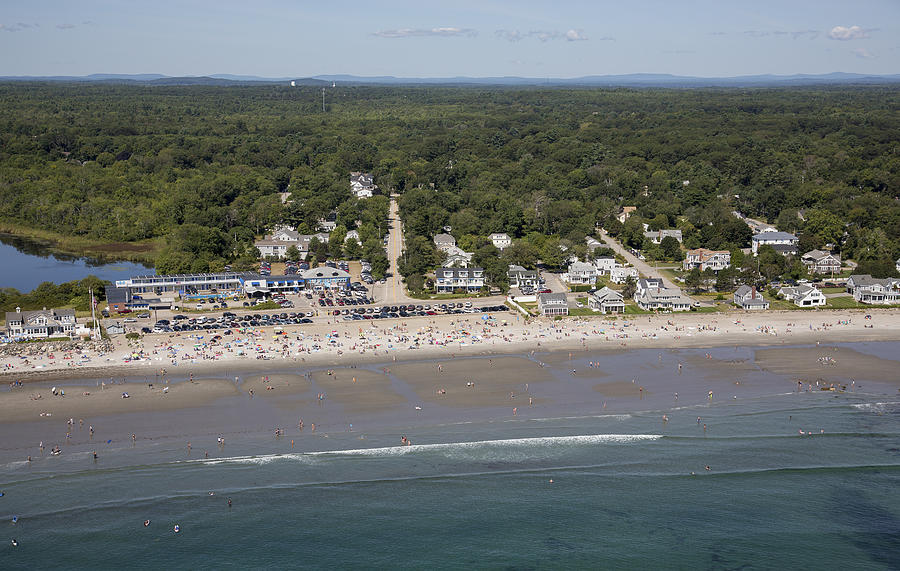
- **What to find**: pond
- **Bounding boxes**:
[0,233,154,292]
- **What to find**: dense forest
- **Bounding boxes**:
[0,83,898,282]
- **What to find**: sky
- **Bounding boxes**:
[1,0,898,78]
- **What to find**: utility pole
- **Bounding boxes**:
[322,88,326,113]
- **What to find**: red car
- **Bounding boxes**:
[538,288,552,294]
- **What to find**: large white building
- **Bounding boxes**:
[683,249,731,272]
[609,266,639,284]
[350,172,376,198]
[752,229,799,255]
[254,228,329,260]
[634,278,693,312]
[846,274,900,305]
[5,307,77,340]
[777,284,826,307]
[434,267,484,293]
[490,233,511,250]
[567,261,598,285]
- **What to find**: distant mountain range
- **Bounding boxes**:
[1,72,899,87]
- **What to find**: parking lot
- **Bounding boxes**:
[132,301,512,334]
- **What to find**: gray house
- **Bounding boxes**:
[537,293,569,317]
[733,285,769,310]
[5,307,77,340]
[588,287,625,314]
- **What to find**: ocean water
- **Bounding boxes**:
[1,388,899,569]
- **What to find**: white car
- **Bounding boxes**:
[124,318,137,323]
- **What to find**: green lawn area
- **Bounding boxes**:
[762,293,799,310]
[623,303,651,315]
[819,287,846,294]
[826,297,867,309]
[690,305,723,313]
[568,307,597,316]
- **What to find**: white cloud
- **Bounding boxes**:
[0,22,38,32]
[565,29,588,42]
[373,27,477,38]
[828,25,868,41]
[852,47,876,59]
[495,29,596,42]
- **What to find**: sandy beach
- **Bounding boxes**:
[1,308,898,461]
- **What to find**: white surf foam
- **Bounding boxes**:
[199,434,662,466]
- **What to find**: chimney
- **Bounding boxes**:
[751,286,756,298]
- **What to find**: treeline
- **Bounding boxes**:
[0,83,898,279]
[0,276,109,315]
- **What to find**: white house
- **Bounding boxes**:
[733,285,769,310]
[508,265,539,288]
[609,266,639,284]
[537,293,569,317]
[683,249,731,272]
[254,230,328,260]
[443,245,474,268]
[801,250,841,275]
[344,230,361,245]
[433,233,457,252]
[434,267,484,293]
[588,287,625,314]
[846,274,900,305]
[5,307,77,340]
[896,258,900,273]
[752,229,799,255]
[634,278,693,311]
[594,257,617,275]
[643,229,683,244]
[777,284,826,307]
[567,262,598,285]
[617,206,637,224]
[490,232,511,250]
[350,172,376,198]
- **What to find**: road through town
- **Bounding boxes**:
[598,230,677,289]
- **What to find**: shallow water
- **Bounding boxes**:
[1,346,899,569]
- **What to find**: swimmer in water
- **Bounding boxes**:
[174,525,181,533]
[227,498,232,508]
[144,520,151,527]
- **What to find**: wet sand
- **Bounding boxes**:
[755,345,900,386]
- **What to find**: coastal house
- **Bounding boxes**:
[567,261,598,285]
[585,236,603,253]
[254,231,329,260]
[508,265,539,288]
[896,258,900,273]
[777,284,826,307]
[5,307,77,340]
[801,250,841,275]
[643,229,683,244]
[588,287,625,314]
[434,267,484,293]
[350,172,376,198]
[634,278,693,312]
[733,285,769,310]
[344,230,361,245]
[594,256,617,275]
[537,293,569,317]
[490,232,511,250]
[617,206,637,224]
[433,233,457,252]
[683,249,731,272]
[442,245,474,268]
[845,274,900,305]
[609,266,639,284]
[752,229,799,255]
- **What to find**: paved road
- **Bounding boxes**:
[597,230,678,289]
[373,193,414,305]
